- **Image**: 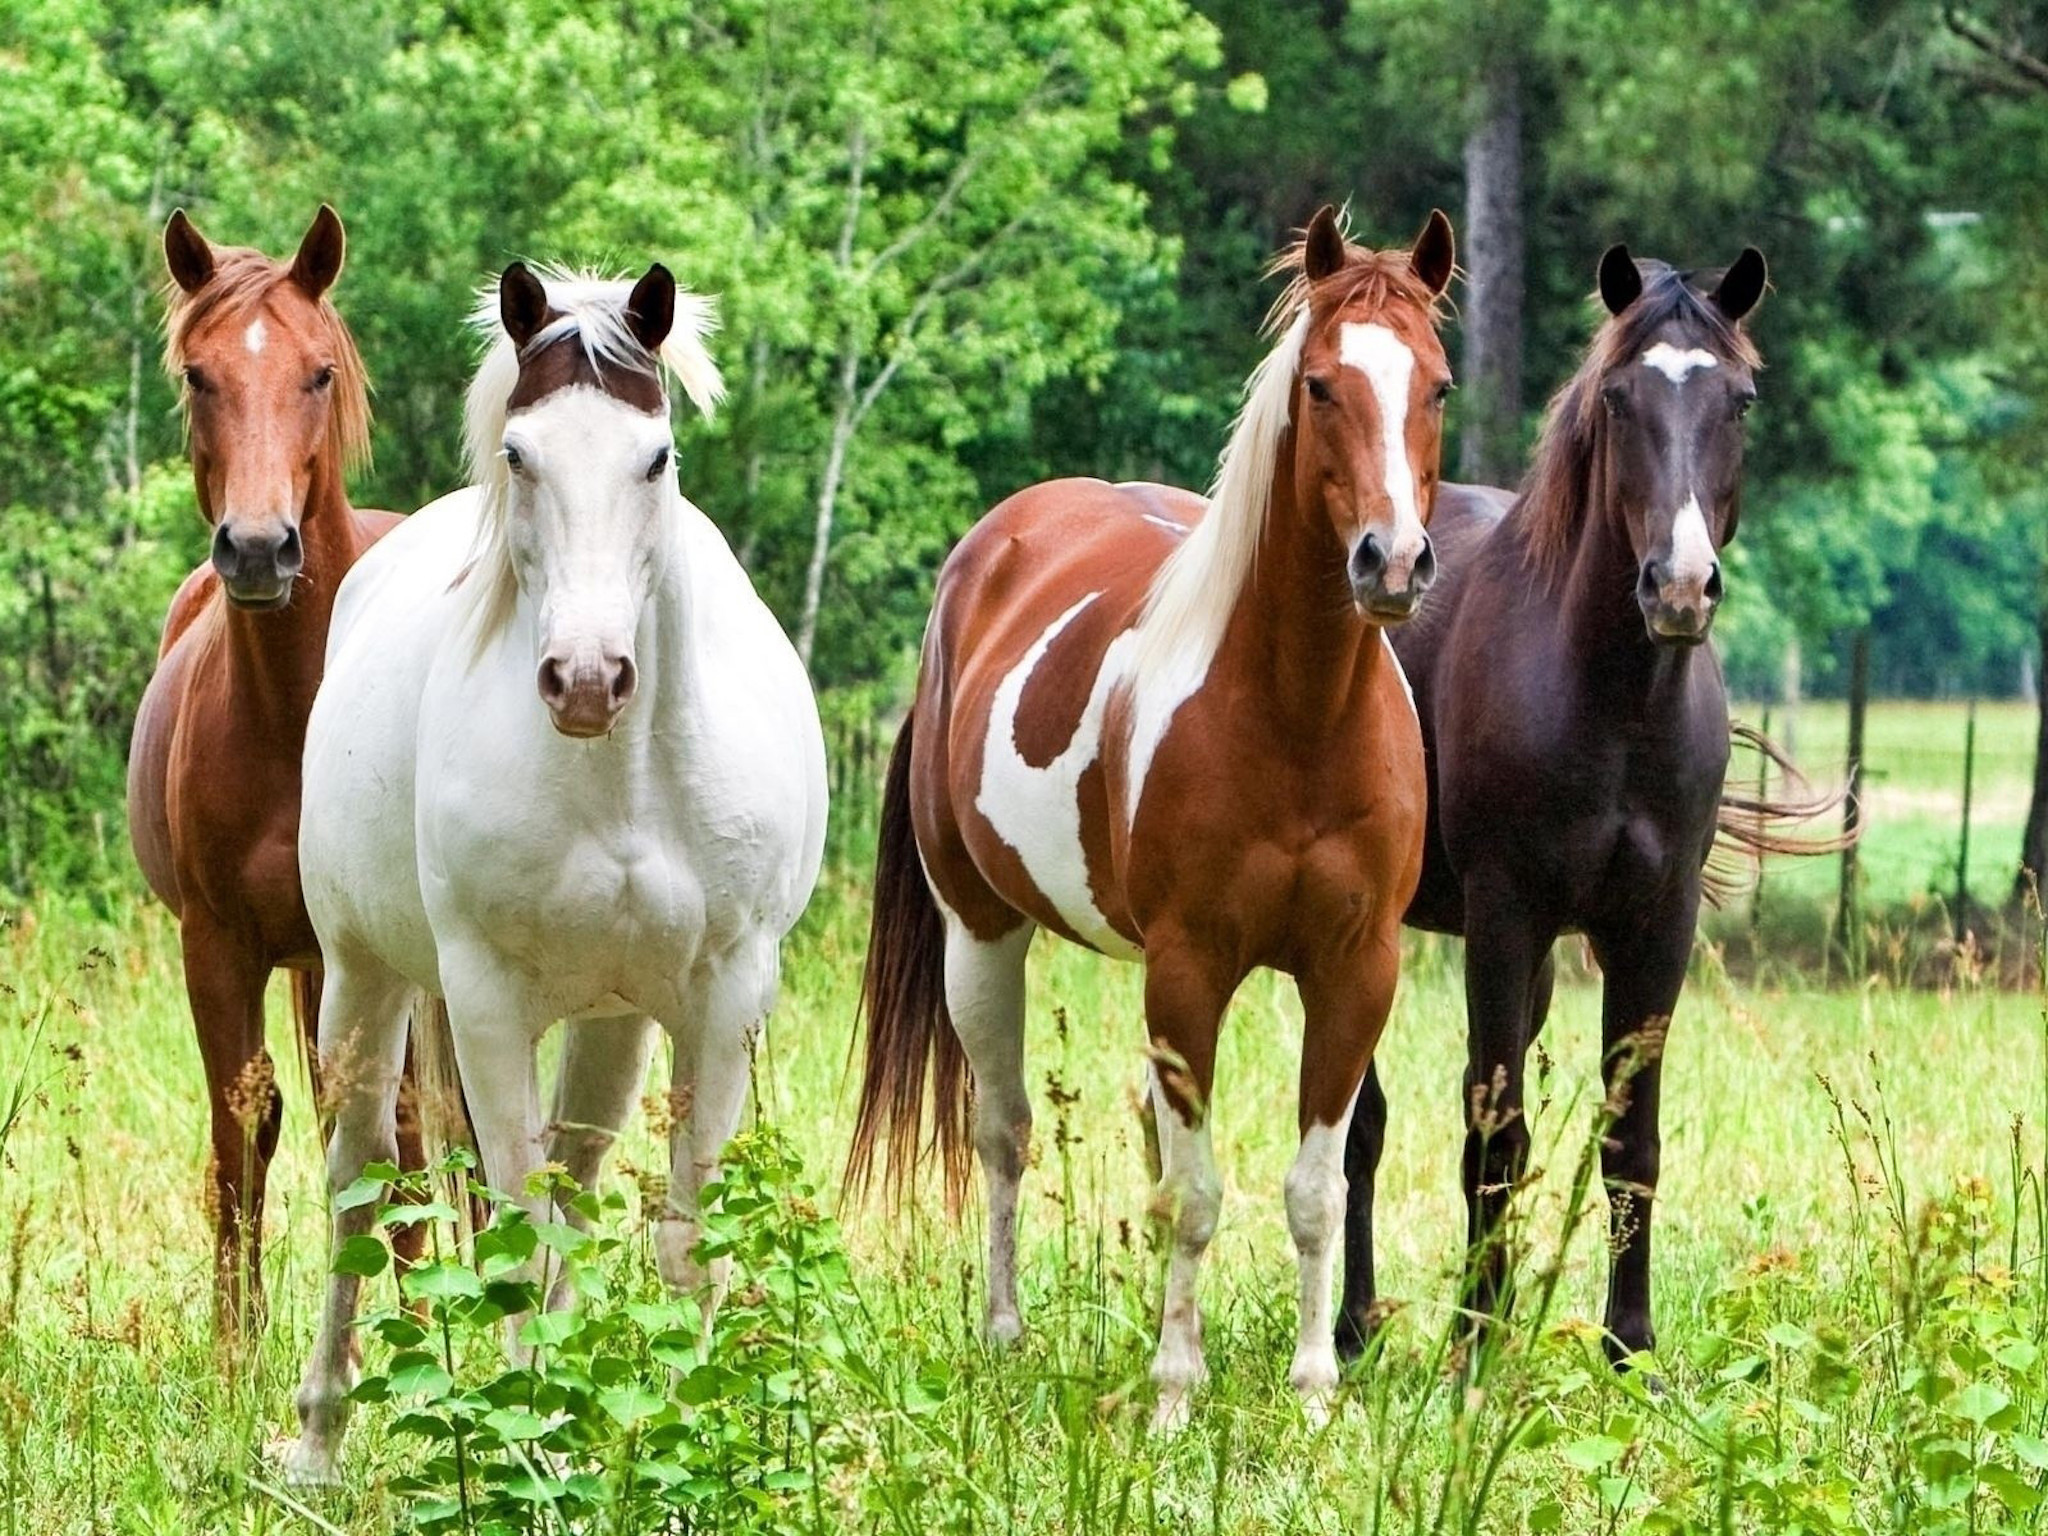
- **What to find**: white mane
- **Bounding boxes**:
[454,266,725,649]
[1127,305,1310,690]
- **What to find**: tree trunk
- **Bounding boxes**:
[2015,604,2048,909]
[1833,627,1870,966]
[796,342,861,672]
[1458,54,1524,488]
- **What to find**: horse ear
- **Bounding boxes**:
[1597,244,1642,315]
[289,205,346,299]
[164,209,214,293]
[625,263,676,354]
[500,262,550,350]
[1712,247,1768,322]
[1410,208,1455,296]
[1302,205,1346,283]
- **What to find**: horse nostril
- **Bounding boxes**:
[537,657,568,705]
[1350,532,1386,585]
[610,656,637,706]
[1704,562,1725,603]
[277,524,303,572]
[1638,560,1665,601]
[211,523,236,569]
[1413,536,1437,589]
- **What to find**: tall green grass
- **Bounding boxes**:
[4,883,2048,1530]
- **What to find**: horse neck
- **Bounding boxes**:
[217,453,359,724]
[1217,441,1381,731]
[1557,444,1700,708]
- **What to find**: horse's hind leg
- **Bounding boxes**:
[1295,928,1401,1423]
[1141,932,1237,1435]
[942,915,1035,1344]
[181,917,279,1342]
[283,948,411,1485]
[544,1014,658,1307]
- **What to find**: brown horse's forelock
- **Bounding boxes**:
[163,247,373,475]
[1516,264,1762,586]
[1266,237,1450,338]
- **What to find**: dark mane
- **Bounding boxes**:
[1515,262,1762,584]
[163,248,373,473]
[1267,226,1450,336]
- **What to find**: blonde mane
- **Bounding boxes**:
[1128,224,1446,692]
[454,266,724,649]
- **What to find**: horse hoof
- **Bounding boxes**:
[271,1435,340,1488]
[1150,1384,1196,1437]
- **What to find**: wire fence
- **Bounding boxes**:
[818,695,2043,938]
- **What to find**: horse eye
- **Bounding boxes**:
[308,365,335,392]
[182,366,207,395]
[1305,376,1332,405]
[1433,380,1455,408]
[1735,392,1756,419]
[1602,384,1630,418]
[503,444,524,472]
[646,446,671,482]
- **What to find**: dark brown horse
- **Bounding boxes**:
[127,207,421,1337]
[853,208,1453,1432]
[1338,245,1829,1365]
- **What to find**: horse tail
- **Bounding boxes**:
[1706,721,1858,905]
[846,709,971,1211]
[407,993,484,1234]
[288,969,327,1136]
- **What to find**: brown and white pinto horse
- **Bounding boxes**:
[126,207,420,1337]
[853,207,1454,1430]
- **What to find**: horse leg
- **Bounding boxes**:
[1336,1060,1388,1360]
[655,949,775,1311]
[1588,911,1693,1365]
[1459,880,1555,1334]
[182,917,279,1342]
[1293,925,1401,1422]
[282,948,411,1485]
[941,916,1035,1344]
[1141,934,1236,1435]
[542,1013,658,1308]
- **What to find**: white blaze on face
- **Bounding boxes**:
[1337,322,1427,568]
[1667,493,1718,591]
[1640,342,1717,384]
[243,318,267,356]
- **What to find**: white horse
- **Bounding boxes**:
[282,262,828,1481]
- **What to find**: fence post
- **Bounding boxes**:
[1956,698,1977,942]
[1750,705,1771,947]
[1832,628,1870,971]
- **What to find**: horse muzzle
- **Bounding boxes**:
[1637,557,1722,645]
[212,519,303,609]
[537,649,638,738]
[1349,528,1436,624]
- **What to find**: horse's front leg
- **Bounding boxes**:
[543,1013,659,1310]
[282,948,411,1485]
[1459,875,1558,1336]
[1296,923,1403,1422]
[180,916,280,1344]
[1587,904,1695,1366]
[655,947,776,1319]
[1139,929,1240,1435]
[1336,1061,1389,1360]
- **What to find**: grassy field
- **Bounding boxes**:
[7,835,2048,1532]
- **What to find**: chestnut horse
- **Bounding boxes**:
[126,207,420,1336]
[853,207,1454,1431]
[1337,246,1833,1366]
